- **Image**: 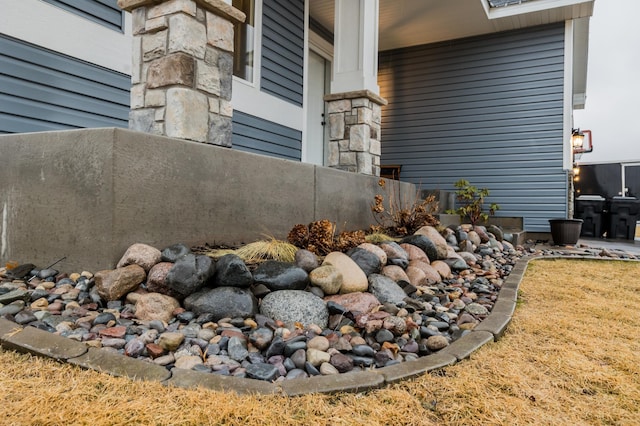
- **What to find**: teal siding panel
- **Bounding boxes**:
[260,0,304,106]
[379,24,568,232]
[0,35,129,134]
[232,111,302,161]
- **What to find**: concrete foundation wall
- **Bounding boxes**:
[0,128,416,272]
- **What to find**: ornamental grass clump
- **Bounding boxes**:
[234,237,298,263]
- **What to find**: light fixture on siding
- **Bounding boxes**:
[572,128,593,154]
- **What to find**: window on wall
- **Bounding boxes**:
[42,0,124,32]
[233,0,256,82]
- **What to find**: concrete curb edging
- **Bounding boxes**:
[5,253,623,396]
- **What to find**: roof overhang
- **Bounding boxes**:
[309,0,594,108]
[310,0,594,51]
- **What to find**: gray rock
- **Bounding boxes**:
[400,235,439,261]
[487,225,504,242]
[183,286,258,320]
[245,362,279,381]
[248,327,274,350]
[95,265,146,301]
[0,302,24,316]
[214,254,253,288]
[227,336,249,361]
[379,242,409,268]
[165,254,215,300]
[161,243,191,262]
[375,328,395,343]
[347,247,382,276]
[117,243,162,272]
[259,290,328,328]
[14,310,37,325]
[286,369,308,380]
[0,289,31,305]
[368,274,407,305]
[294,249,319,272]
[465,302,489,316]
[253,261,309,291]
[309,264,342,295]
[443,257,470,271]
[38,268,58,279]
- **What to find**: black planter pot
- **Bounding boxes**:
[549,219,583,245]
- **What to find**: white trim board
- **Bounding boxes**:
[0,0,132,74]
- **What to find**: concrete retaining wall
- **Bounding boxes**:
[0,128,416,272]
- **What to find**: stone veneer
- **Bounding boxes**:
[325,90,387,176]
[118,0,245,145]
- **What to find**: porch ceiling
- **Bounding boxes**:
[309,0,595,52]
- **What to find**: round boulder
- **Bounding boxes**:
[165,254,215,300]
[183,286,258,320]
[309,264,343,295]
[260,290,329,328]
[135,292,180,323]
[347,247,382,276]
[116,243,162,272]
[214,254,253,288]
[322,252,368,293]
[367,274,407,305]
[253,261,309,291]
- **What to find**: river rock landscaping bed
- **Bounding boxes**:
[0,224,636,384]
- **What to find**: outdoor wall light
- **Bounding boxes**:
[572,128,584,148]
[572,128,593,154]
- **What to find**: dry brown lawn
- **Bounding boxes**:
[1,258,639,425]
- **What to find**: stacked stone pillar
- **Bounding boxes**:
[118,0,245,145]
[325,90,387,176]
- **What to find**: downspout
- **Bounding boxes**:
[564,20,575,219]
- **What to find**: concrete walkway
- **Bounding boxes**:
[577,237,640,255]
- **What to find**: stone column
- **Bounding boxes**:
[118,0,245,145]
[326,0,386,176]
[325,90,386,176]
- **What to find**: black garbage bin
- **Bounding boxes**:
[574,195,605,238]
[605,196,640,240]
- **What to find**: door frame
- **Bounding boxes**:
[302,29,333,164]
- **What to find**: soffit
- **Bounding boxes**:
[309,0,594,51]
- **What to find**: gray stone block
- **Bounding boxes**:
[279,371,385,396]
[439,331,494,361]
[492,298,516,317]
[68,347,171,382]
[474,313,512,341]
[0,318,22,340]
[1,323,88,361]
[165,368,280,395]
[497,287,518,302]
[379,351,457,384]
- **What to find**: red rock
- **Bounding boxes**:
[324,292,380,314]
[146,343,165,359]
[99,326,127,339]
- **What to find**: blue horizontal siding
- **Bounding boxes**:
[232,111,302,161]
[42,0,124,31]
[0,35,129,134]
[260,0,304,106]
[379,24,568,232]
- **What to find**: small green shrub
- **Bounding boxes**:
[446,179,500,226]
